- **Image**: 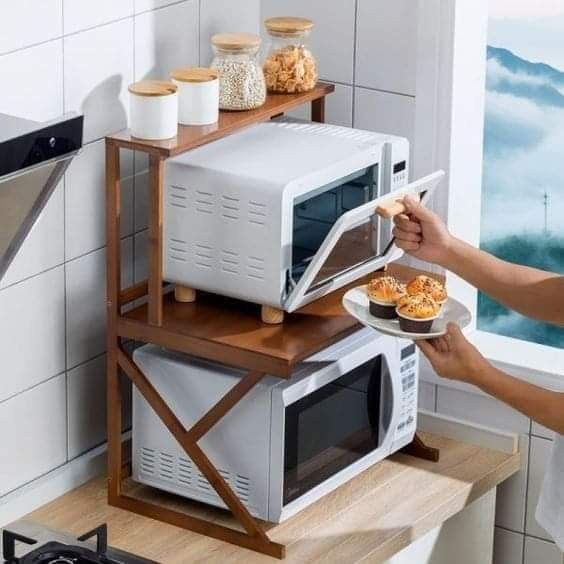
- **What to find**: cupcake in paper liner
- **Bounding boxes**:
[366,276,406,319]
[396,294,441,333]
[406,274,448,305]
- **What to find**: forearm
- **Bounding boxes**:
[441,237,564,325]
[474,365,564,435]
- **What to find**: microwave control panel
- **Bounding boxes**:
[396,343,418,437]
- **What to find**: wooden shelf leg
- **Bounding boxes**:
[401,432,440,462]
[312,96,326,123]
[175,285,197,303]
[148,154,165,327]
[262,305,284,325]
[106,140,124,502]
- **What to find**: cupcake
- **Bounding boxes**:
[406,275,448,305]
[367,276,406,319]
[396,294,441,333]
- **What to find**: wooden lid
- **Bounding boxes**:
[211,32,261,51]
[128,80,178,97]
[264,17,314,35]
[171,67,219,83]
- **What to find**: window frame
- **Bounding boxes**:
[413,0,564,390]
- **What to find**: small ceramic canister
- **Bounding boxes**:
[128,80,178,140]
[171,67,220,126]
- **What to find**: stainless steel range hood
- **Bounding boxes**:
[0,112,83,282]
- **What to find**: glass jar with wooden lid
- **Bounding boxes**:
[210,32,267,111]
[263,17,318,94]
[128,80,178,140]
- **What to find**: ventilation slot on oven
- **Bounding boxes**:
[195,190,214,215]
[140,447,156,476]
[221,194,240,221]
[235,474,251,502]
[195,243,213,269]
[248,201,267,226]
[168,238,189,263]
[247,256,265,281]
[197,472,213,494]
[159,452,175,481]
[178,457,193,487]
[221,250,240,275]
[168,185,189,209]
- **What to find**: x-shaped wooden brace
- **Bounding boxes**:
[107,346,285,559]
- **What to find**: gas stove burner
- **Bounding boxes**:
[2,524,157,564]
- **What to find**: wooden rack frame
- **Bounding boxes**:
[106,85,335,559]
[105,83,438,559]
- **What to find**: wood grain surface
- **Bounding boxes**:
[28,432,519,564]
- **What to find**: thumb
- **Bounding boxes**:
[404,195,436,223]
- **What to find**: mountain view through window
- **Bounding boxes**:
[478,3,564,347]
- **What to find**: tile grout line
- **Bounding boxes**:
[522,427,534,564]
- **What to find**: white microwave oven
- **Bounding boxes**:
[163,118,443,313]
[132,328,419,523]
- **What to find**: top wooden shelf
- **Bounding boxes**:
[107,83,335,158]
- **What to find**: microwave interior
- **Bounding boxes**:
[289,164,393,292]
[283,354,393,505]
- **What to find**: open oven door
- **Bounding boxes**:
[283,170,445,312]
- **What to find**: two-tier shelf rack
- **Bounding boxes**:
[105,83,438,559]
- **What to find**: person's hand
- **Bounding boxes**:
[417,323,490,384]
[392,196,454,266]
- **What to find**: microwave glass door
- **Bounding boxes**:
[284,170,445,312]
[283,354,393,505]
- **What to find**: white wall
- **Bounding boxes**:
[0,0,260,522]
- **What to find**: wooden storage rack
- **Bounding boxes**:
[105,83,438,560]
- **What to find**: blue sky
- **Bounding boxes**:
[489,1,564,71]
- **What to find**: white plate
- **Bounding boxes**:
[342,285,472,340]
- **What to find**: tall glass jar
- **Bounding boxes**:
[210,33,267,111]
[263,17,318,94]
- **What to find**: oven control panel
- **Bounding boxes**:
[396,343,418,437]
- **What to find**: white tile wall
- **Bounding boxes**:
[0,41,63,121]
[0,375,67,498]
[63,0,134,35]
[64,19,134,143]
[0,0,261,511]
[285,83,353,127]
[354,87,416,148]
[0,267,65,403]
[524,536,563,564]
[494,528,524,564]
[418,381,436,412]
[0,0,62,55]
[526,436,554,540]
[261,0,355,84]
[200,0,261,66]
[356,0,417,95]
[134,1,199,81]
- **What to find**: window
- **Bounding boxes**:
[477,2,564,348]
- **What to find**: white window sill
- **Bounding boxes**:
[420,329,564,394]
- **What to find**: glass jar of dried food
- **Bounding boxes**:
[210,33,267,111]
[263,17,318,94]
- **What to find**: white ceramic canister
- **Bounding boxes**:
[128,80,178,140]
[171,67,220,126]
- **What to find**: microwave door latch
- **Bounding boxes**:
[375,193,421,219]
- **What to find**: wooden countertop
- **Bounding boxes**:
[27,432,519,564]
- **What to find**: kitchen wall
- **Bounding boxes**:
[260,2,562,564]
[0,0,260,524]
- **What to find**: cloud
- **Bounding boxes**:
[489,0,564,20]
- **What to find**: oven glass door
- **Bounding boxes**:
[283,354,393,505]
[284,170,444,312]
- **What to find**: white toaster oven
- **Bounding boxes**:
[132,328,419,523]
[163,119,442,312]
